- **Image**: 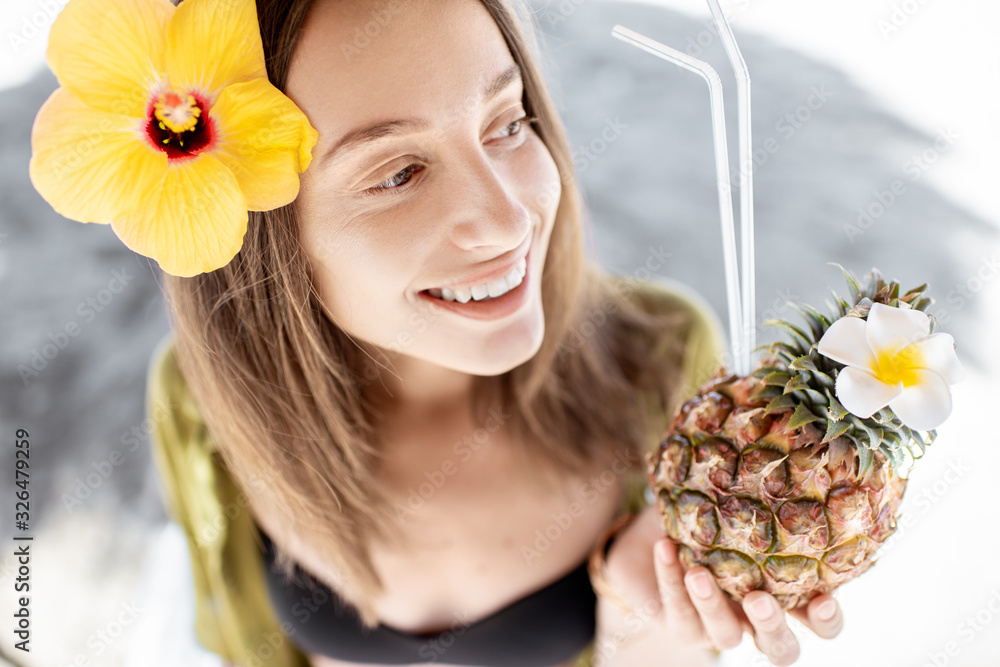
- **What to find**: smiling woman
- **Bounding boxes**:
[288,0,559,380]
[146,0,728,666]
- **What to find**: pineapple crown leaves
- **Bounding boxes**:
[751,264,936,478]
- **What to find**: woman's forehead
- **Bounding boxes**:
[286,0,515,120]
[288,0,512,99]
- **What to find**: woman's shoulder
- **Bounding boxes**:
[145,334,224,544]
[144,333,310,667]
[605,273,726,392]
[606,273,723,338]
[146,334,218,451]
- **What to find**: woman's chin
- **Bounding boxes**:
[453,322,546,376]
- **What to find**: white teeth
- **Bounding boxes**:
[487,276,508,298]
[470,283,490,300]
[430,257,526,303]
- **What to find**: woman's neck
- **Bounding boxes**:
[364,350,476,413]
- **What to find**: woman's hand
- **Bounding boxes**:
[594,504,845,666]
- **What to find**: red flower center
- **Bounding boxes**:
[145,90,215,161]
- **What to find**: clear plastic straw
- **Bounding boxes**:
[610,23,750,375]
[706,0,755,374]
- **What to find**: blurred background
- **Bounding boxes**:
[1,0,997,665]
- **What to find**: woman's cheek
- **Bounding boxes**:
[517,132,562,218]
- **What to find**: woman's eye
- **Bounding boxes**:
[497,114,538,140]
[365,164,421,195]
[361,115,538,197]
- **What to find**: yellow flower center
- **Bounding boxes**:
[154,91,202,134]
[145,89,214,161]
[872,344,923,387]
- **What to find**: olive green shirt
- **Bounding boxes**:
[146,276,725,667]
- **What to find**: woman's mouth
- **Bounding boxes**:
[425,256,526,303]
[417,250,532,322]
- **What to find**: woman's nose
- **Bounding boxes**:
[446,149,531,253]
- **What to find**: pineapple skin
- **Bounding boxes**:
[648,369,908,611]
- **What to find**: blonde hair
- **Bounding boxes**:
[161,0,687,628]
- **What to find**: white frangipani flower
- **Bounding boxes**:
[816,303,965,431]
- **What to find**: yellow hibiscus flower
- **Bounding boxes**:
[28,0,318,277]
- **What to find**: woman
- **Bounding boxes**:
[148,0,845,665]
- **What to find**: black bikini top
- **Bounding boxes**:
[258,528,596,666]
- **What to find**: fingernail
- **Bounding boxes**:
[656,540,675,565]
[816,600,837,621]
[749,596,774,619]
[689,572,713,599]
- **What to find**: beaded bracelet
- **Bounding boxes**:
[587,512,639,616]
[588,508,726,661]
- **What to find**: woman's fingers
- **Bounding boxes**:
[742,591,801,666]
[649,534,842,665]
[788,593,844,639]
[682,564,745,651]
[652,538,705,639]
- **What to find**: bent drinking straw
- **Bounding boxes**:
[705,0,755,372]
[611,7,756,376]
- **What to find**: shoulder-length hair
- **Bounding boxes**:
[162,0,687,628]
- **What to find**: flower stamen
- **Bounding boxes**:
[154,91,201,133]
[145,90,214,161]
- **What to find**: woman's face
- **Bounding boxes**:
[285,0,561,387]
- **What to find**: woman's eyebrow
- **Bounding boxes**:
[319,63,522,166]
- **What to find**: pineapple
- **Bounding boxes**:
[648,267,937,610]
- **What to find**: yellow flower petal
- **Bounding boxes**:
[211,79,319,210]
[29,88,167,225]
[111,155,247,277]
[872,342,923,388]
[165,0,267,100]
[47,0,172,117]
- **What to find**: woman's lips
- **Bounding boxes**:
[425,234,532,292]
[417,248,532,322]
